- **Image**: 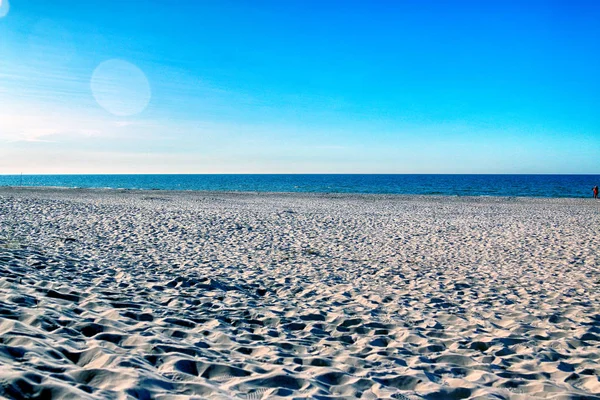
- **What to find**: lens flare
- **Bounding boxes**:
[0,0,10,18]
[91,59,151,117]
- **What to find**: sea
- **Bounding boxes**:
[0,175,598,198]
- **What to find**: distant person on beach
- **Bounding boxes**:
[594,186,599,199]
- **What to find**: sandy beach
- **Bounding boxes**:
[0,187,599,399]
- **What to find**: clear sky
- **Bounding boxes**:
[0,0,599,174]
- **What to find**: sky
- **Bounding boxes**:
[0,0,599,174]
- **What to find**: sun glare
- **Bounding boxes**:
[0,0,10,18]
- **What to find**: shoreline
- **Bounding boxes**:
[1,185,598,202]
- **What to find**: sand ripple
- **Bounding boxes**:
[0,188,599,399]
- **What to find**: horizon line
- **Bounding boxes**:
[2,173,600,176]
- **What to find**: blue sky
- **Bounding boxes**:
[0,0,598,173]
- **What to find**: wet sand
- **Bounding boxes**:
[0,187,599,399]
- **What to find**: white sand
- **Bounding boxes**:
[0,187,599,399]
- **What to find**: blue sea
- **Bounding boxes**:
[0,175,598,198]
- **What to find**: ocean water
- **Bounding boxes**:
[0,174,598,198]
